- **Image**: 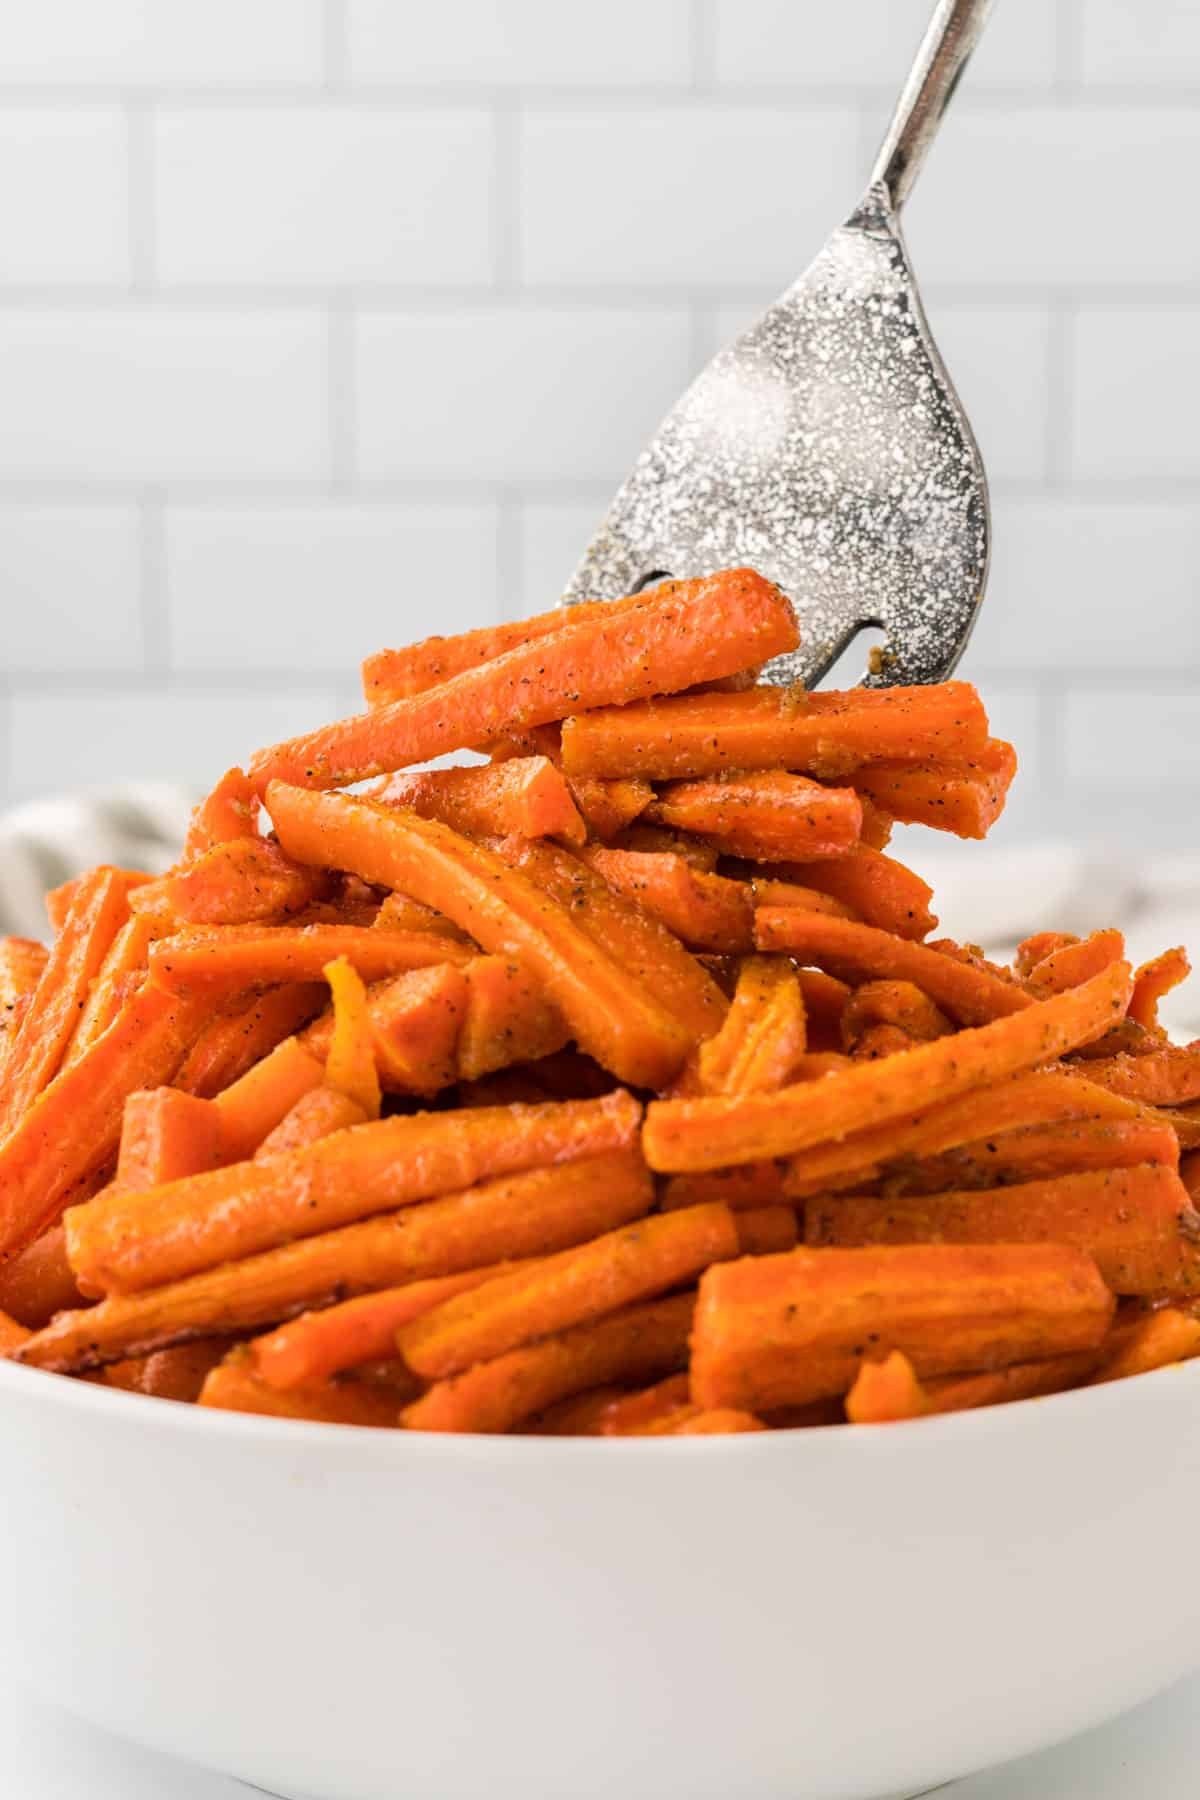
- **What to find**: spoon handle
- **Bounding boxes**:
[868,0,994,210]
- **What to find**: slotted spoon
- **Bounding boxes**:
[562,0,994,690]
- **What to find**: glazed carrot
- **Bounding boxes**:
[250,1261,540,1389]
[650,772,863,863]
[175,984,327,1098]
[845,1351,929,1423]
[762,846,937,942]
[1090,1306,1200,1384]
[905,1116,1179,1191]
[199,1352,401,1427]
[115,1088,225,1190]
[659,1163,789,1213]
[182,767,260,858]
[0,1224,83,1327]
[796,969,851,1050]
[559,682,989,782]
[575,847,754,954]
[264,785,694,1088]
[149,922,472,995]
[840,981,952,1054]
[373,892,470,941]
[401,1204,738,1380]
[43,866,148,939]
[0,936,48,1013]
[61,914,159,1070]
[302,964,469,1095]
[848,738,1016,840]
[735,1205,799,1256]
[922,1353,1102,1413]
[251,571,798,792]
[1026,929,1126,997]
[781,1068,1152,1201]
[1063,1047,1200,1106]
[748,878,859,923]
[252,1086,368,1161]
[644,962,1133,1172]
[807,1163,1200,1297]
[1015,931,1075,977]
[487,836,727,1047]
[131,835,328,928]
[608,825,718,870]
[401,1291,695,1434]
[0,867,135,1132]
[1129,947,1191,1032]
[0,985,211,1261]
[377,758,586,845]
[690,1244,1115,1411]
[322,957,382,1120]
[700,960,807,1098]
[210,1036,326,1163]
[755,911,1029,1027]
[0,1306,31,1354]
[103,1337,233,1403]
[456,957,566,1082]
[66,1088,642,1295]
[569,777,654,840]
[697,958,795,1093]
[24,1151,652,1370]
[673,1408,766,1434]
[363,591,654,704]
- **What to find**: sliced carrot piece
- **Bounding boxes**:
[1026,929,1126,997]
[251,571,798,792]
[698,958,807,1097]
[115,1088,225,1191]
[183,767,260,859]
[175,984,327,1099]
[911,1115,1179,1191]
[102,1337,234,1403]
[690,1244,1114,1412]
[588,1374,694,1436]
[1129,947,1191,1033]
[735,1205,799,1256]
[748,878,859,923]
[456,956,565,1083]
[697,958,795,1093]
[672,1408,766,1434]
[131,836,329,928]
[301,964,470,1096]
[570,777,655,841]
[650,772,862,863]
[211,1036,326,1163]
[848,738,1016,840]
[149,921,472,995]
[253,1086,368,1160]
[840,980,952,1054]
[1064,1046,1200,1106]
[845,1351,929,1423]
[760,846,937,942]
[0,1224,84,1328]
[659,1163,789,1213]
[199,1352,401,1427]
[1090,1306,1200,1384]
[377,758,586,845]
[373,891,470,941]
[576,846,753,954]
[61,913,160,1071]
[321,957,382,1120]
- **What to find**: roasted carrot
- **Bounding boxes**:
[698,958,807,1097]
[644,961,1133,1172]
[149,921,472,995]
[845,1347,1100,1422]
[401,1291,695,1434]
[0,1306,31,1354]
[690,1244,1115,1412]
[455,957,565,1083]
[673,1408,766,1434]
[115,1088,225,1190]
[848,738,1016,840]
[897,1115,1179,1192]
[66,1088,642,1295]
[252,1086,368,1161]
[131,835,329,928]
[735,1205,799,1256]
[401,1204,738,1379]
[102,1337,233,1403]
[796,969,851,1049]
[844,1351,929,1423]
[1025,929,1126,997]
[748,878,859,923]
[182,767,260,859]
[377,757,586,845]
[264,785,695,1088]
[755,911,1029,1027]
[761,846,937,942]
[576,847,753,954]
[649,772,862,864]
[659,1163,790,1213]
[1090,1306,1200,1384]
[807,1163,1200,1297]
[697,958,794,1093]
[301,964,469,1095]
[569,777,655,840]
[175,984,327,1099]
[23,1150,652,1370]
[559,682,990,782]
[0,937,48,1014]
[1129,947,1191,1033]
[60,914,160,1071]
[1063,1046,1200,1106]
[840,981,952,1054]
[373,891,470,941]
[0,1224,83,1327]
[321,957,382,1120]
[210,1036,326,1163]
[199,1352,401,1427]
[251,571,798,792]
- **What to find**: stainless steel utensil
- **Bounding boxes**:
[562,0,994,689]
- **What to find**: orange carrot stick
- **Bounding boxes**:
[840,980,952,1054]
[301,963,471,1095]
[115,1088,225,1191]
[401,1291,695,1434]
[748,878,859,923]
[1063,1046,1200,1106]
[175,984,327,1099]
[251,572,798,793]
[849,1347,1103,1422]
[761,846,937,942]
[845,1351,929,1423]
[455,956,565,1082]
[0,1224,84,1327]
[697,958,793,1093]
[735,1205,799,1256]
[0,1306,31,1354]
[1026,929,1126,997]
[672,1408,766,1434]
[697,957,807,1097]
[904,1115,1179,1191]
[102,1337,234,1403]
[252,1086,368,1161]
[264,784,694,1088]
[23,1150,652,1370]
[576,846,754,954]
[199,1352,401,1427]
[644,961,1133,1173]
[808,1163,1200,1297]
[131,835,329,928]
[373,892,470,941]
[848,738,1016,840]
[0,936,48,1012]
[377,758,586,845]
[211,1036,326,1162]
[569,777,655,841]
[149,922,472,995]
[1089,1306,1200,1384]
[60,914,160,1071]
[182,767,260,859]
[755,911,1029,1027]
[649,772,862,863]
[559,681,990,782]
[1129,947,1191,1033]
[691,1243,1115,1412]
[659,1163,789,1213]
[66,1088,642,1295]
[322,957,382,1120]
[402,1203,738,1380]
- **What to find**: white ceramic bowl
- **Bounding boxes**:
[2,1356,1200,1800]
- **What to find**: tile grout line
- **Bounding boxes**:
[327,300,356,491]
[1043,298,1076,489]
[323,0,348,90]
[137,488,170,674]
[125,96,156,292]
[491,105,520,291]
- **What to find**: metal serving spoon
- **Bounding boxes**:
[561,0,994,690]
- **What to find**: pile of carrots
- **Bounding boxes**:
[2,566,1200,1434]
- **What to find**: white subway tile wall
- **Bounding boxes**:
[0,0,1194,853]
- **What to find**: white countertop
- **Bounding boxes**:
[5,1670,1200,1799]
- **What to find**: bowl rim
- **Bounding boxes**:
[3,1350,1199,1463]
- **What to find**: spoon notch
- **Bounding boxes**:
[562,0,994,691]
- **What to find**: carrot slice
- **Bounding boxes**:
[697,958,807,1097]
[755,911,1029,1027]
[0,1306,31,1354]
[0,1224,83,1328]
[735,1205,799,1256]
[183,767,260,859]
[1064,1046,1200,1106]
[377,758,586,845]
[0,937,48,1012]
[846,1346,1100,1422]
[570,777,655,841]
[455,957,565,1083]
[61,914,160,1071]
[102,1337,234,1403]
[760,846,937,942]
[373,892,470,941]
[576,847,753,954]
[211,1036,326,1163]
[559,682,990,781]
[149,922,472,995]
[264,784,694,1088]
[1026,929,1126,997]
[807,1163,1200,1297]
[660,1163,789,1213]
[251,571,798,792]
[848,738,1016,840]
[845,1351,929,1423]
[748,878,859,923]
[1089,1306,1200,1384]
[1129,947,1191,1032]
[649,772,862,863]
[580,1373,694,1437]
[321,957,382,1120]
[840,981,952,1054]
[253,1086,368,1160]
[645,961,1133,1172]
[66,1088,642,1296]
[115,1088,225,1191]
[199,1352,401,1427]
[690,1244,1115,1412]
[301,964,469,1095]
[401,1292,695,1434]
[895,1115,1180,1191]
[175,984,327,1099]
[401,1203,738,1380]
[672,1408,766,1434]
[131,836,328,928]
[23,1150,652,1371]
